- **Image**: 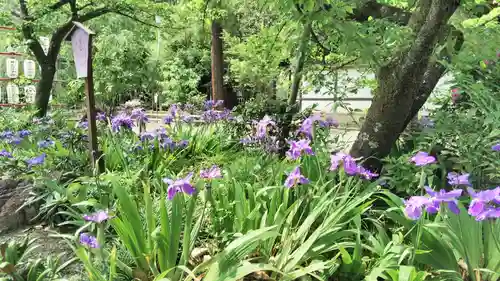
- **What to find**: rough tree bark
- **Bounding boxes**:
[211,20,225,107]
[349,0,461,172]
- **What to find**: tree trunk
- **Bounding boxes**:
[278,22,312,157]
[211,20,225,106]
[349,0,460,172]
[288,22,312,106]
[35,63,56,117]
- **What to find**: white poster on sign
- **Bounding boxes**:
[23,60,36,79]
[40,36,50,54]
[6,83,19,104]
[24,85,36,103]
[71,28,89,78]
[6,58,19,78]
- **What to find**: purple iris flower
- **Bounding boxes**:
[357,166,379,180]
[329,152,378,179]
[163,115,174,125]
[447,172,471,186]
[200,165,223,180]
[0,131,14,139]
[163,173,196,200]
[467,187,500,220]
[131,108,149,124]
[330,152,347,171]
[78,121,88,129]
[297,117,314,139]
[204,100,224,110]
[177,140,189,148]
[169,104,179,117]
[403,187,462,220]
[255,116,275,139]
[492,143,500,151]
[96,112,106,121]
[286,139,314,160]
[156,128,168,140]
[404,196,432,220]
[37,139,55,148]
[410,151,436,166]
[140,131,156,142]
[160,140,175,151]
[284,166,310,188]
[182,115,194,123]
[79,233,99,248]
[424,186,462,215]
[18,130,31,138]
[7,137,22,145]
[0,149,13,158]
[111,113,134,132]
[342,155,359,175]
[26,153,46,168]
[83,210,112,223]
[473,207,500,220]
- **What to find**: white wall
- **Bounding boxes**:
[301,68,454,115]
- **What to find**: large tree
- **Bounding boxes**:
[9,0,154,117]
[347,0,495,171]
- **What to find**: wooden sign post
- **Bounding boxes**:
[66,22,104,173]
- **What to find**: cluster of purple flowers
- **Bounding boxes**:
[162,101,234,125]
[137,128,189,152]
[240,116,280,153]
[329,152,378,180]
[79,210,113,248]
[0,149,13,158]
[37,139,55,148]
[201,108,234,123]
[162,165,223,200]
[286,139,314,160]
[111,113,135,132]
[131,108,149,125]
[403,151,499,221]
[492,143,500,151]
[467,187,500,220]
[404,187,462,220]
[297,112,339,139]
[0,130,32,145]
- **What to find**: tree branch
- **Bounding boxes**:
[20,19,47,63]
[350,0,412,25]
[19,0,30,19]
[111,10,158,28]
[48,0,71,11]
[77,2,95,11]
[69,0,78,17]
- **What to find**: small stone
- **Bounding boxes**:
[191,247,209,260]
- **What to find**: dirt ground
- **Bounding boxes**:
[0,226,85,280]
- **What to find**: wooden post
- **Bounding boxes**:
[84,34,104,173]
[67,22,104,173]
